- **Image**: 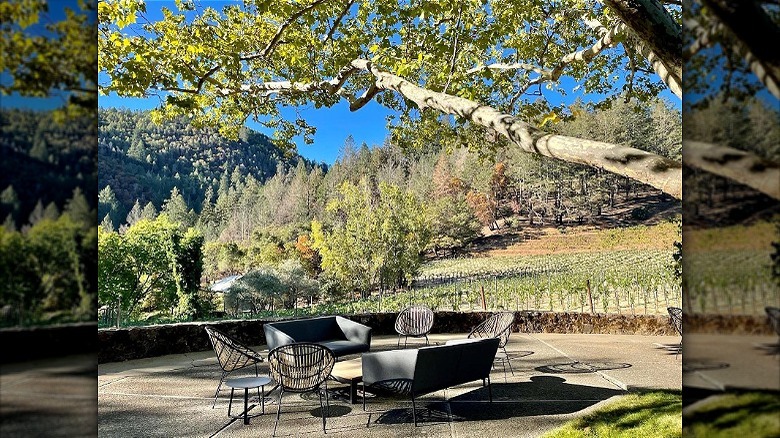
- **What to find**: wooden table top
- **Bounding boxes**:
[330,357,362,381]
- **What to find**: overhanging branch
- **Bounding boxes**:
[210,58,684,198]
[684,141,780,200]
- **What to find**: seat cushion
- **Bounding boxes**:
[318,340,369,357]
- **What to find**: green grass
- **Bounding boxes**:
[683,392,780,438]
[542,391,682,438]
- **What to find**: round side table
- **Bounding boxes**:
[224,376,273,425]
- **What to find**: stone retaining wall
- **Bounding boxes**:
[685,313,775,335]
[0,322,97,363]
[98,311,676,364]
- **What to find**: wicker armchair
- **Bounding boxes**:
[766,306,780,339]
[467,311,516,376]
[205,326,265,408]
[395,305,435,347]
[267,343,335,436]
[667,307,683,357]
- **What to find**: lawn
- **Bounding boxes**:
[542,390,682,438]
[682,392,780,438]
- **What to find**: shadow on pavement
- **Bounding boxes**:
[535,361,631,374]
[370,375,625,425]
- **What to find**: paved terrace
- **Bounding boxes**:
[4,331,777,437]
[85,333,685,438]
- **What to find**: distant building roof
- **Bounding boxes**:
[210,275,243,292]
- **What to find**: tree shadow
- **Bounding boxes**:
[654,342,683,356]
[535,361,632,374]
[752,342,780,357]
[370,376,625,425]
[682,359,730,373]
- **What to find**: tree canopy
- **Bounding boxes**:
[98,0,779,200]
[98,0,691,199]
[1,0,98,119]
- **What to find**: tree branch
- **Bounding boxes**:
[684,141,780,199]
[603,0,682,81]
[349,83,380,110]
[443,8,463,94]
[632,41,682,99]
[686,14,780,99]
[322,0,355,44]
[469,22,627,97]
[700,0,780,85]
[262,0,333,59]
[212,58,684,198]
[353,59,682,199]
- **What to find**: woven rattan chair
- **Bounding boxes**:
[467,311,516,376]
[667,307,682,358]
[766,306,780,342]
[395,305,435,347]
[205,325,265,408]
[267,343,335,436]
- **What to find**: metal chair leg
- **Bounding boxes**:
[322,380,330,419]
[319,389,327,433]
[273,389,284,437]
[411,394,417,427]
[255,364,261,401]
[487,376,492,402]
[212,371,228,408]
[227,388,235,417]
[503,347,515,376]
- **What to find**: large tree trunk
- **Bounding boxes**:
[603,0,682,84]
[700,0,780,94]
[684,141,780,199]
[354,60,683,199]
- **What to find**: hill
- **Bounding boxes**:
[97,108,324,224]
[0,108,98,228]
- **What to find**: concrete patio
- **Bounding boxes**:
[88,332,686,437]
[4,325,777,436]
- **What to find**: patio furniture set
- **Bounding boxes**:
[204,308,517,434]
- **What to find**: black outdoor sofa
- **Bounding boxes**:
[263,315,372,359]
[360,337,500,425]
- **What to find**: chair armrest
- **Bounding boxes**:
[264,324,296,351]
[362,349,417,386]
[336,317,372,347]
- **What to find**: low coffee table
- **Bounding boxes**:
[329,357,363,404]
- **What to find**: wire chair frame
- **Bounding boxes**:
[205,326,264,408]
[468,311,516,376]
[395,305,434,347]
[766,307,780,337]
[667,307,683,358]
[267,343,335,436]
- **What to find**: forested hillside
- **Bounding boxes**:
[0,109,97,326]
[97,108,323,227]
[0,109,97,229]
[97,97,691,325]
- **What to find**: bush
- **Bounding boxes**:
[631,206,652,220]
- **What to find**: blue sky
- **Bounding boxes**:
[98,92,395,166]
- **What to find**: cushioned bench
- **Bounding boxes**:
[361,337,500,425]
[263,316,372,358]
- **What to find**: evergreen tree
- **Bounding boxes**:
[100,214,114,232]
[28,200,45,226]
[64,187,94,228]
[125,200,143,227]
[141,201,158,220]
[43,202,60,221]
[161,187,195,228]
